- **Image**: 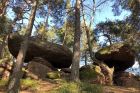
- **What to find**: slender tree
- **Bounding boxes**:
[62,0,71,45]
[81,0,95,61]
[0,0,9,59]
[7,0,38,93]
[71,0,81,82]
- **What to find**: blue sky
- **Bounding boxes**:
[80,0,131,30]
[7,0,131,30]
[94,5,130,24]
[94,0,130,25]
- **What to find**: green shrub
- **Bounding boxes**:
[81,83,103,93]
[80,65,102,80]
[0,79,7,87]
[51,82,80,93]
[50,82,103,93]
[21,79,38,90]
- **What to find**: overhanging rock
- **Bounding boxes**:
[95,43,135,72]
[8,33,72,68]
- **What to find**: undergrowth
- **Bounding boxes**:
[21,78,39,90]
[50,81,103,93]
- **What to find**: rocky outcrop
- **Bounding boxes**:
[26,61,52,79]
[8,33,72,68]
[114,72,140,87]
[24,58,61,79]
[95,43,135,71]
[80,64,114,85]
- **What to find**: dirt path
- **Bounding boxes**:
[21,84,140,93]
[0,80,59,93]
[104,86,140,93]
[21,80,59,93]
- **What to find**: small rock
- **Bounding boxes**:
[26,60,54,79]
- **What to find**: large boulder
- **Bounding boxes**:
[26,61,52,79]
[80,64,114,85]
[114,72,140,87]
[95,43,135,71]
[8,33,72,68]
[25,58,59,79]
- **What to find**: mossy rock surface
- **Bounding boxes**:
[80,65,103,80]
[95,43,135,71]
[80,64,114,85]
[46,71,61,79]
[26,60,54,79]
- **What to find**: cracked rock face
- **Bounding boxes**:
[95,43,135,72]
[8,33,72,68]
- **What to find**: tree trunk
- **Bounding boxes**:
[0,0,8,16]
[0,36,7,59]
[62,31,67,45]
[0,0,8,59]
[7,1,38,93]
[62,0,71,45]
[84,51,87,66]
[71,0,81,82]
[1,58,12,80]
[81,1,94,61]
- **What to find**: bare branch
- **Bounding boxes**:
[96,0,109,8]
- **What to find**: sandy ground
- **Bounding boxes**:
[0,80,139,93]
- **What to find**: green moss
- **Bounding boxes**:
[46,71,61,79]
[98,47,112,54]
[50,82,103,93]
[55,82,80,93]
[95,65,101,73]
[21,79,38,90]
[0,79,7,87]
[81,83,103,93]
[97,42,124,55]
[80,65,103,80]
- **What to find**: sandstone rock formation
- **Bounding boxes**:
[8,33,72,68]
[80,64,114,85]
[114,72,140,87]
[26,61,52,79]
[95,43,135,71]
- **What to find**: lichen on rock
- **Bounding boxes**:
[80,64,114,85]
[95,43,135,71]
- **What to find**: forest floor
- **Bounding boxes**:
[103,86,140,93]
[0,79,140,93]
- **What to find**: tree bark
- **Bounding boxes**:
[0,36,7,59]
[84,51,87,66]
[81,1,94,61]
[71,0,81,82]
[0,0,9,59]
[1,58,12,80]
[62,0,71,45]
[0,0,8,16]
[7,1,38,93]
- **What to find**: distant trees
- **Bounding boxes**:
[92,0,140,66]
[81,0,96,62]
[111,0,140,64]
